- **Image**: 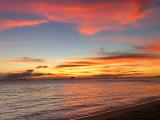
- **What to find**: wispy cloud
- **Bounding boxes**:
[0,0,157,35]
[9,57,45,63]
[85,41,160,58]
[0,19,47,30]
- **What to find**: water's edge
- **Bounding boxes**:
[71,96,160,120]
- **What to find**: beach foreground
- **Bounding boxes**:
[73,99,160,120]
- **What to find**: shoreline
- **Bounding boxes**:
[72,98,160,120]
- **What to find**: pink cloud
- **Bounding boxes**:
[0,19,47,30]
[144,40,160,54]
[0,0,154,35]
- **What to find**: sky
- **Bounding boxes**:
[0,0,160,79]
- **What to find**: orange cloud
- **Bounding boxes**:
[54,54,160,77]
[69,54,160,64]
[2,53,160,78]
[0,0,153,35]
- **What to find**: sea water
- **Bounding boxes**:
[0,79,160,120]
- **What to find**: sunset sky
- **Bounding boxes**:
[0,0,160,79]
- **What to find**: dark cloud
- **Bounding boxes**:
[96,47,108,57]
[88,54,160,62]
[109,53,160,59]
[9,57,45,63]
[3,69,52,80]
[56,64,89,68]
[95,44,160,59]
[36,65,48,69]
[55,51,160,69]
[56,61,96,68]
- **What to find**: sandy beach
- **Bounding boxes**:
[73,99,160,120]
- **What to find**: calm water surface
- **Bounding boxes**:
[0,79,160,120]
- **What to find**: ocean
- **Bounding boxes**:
[0,79,160,120]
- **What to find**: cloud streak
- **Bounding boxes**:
[9,57,45,63]
[0,19,47,30]
[56,61,96,68]
[3,69,52,80]
[54,48,160,77]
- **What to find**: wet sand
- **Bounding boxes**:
[72,99,160,120]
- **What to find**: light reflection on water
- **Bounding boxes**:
[0,79,160,120]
